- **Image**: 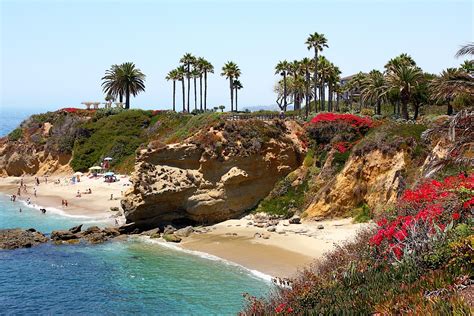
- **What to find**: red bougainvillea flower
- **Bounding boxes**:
[309,113,373,128]
[60,107,79,113]
[287,307,294,313]
[377,218,388,227]
[393,229,408,242]
[275,303,286,313]
[463,197,474,209]
[452,213,461,220]
[333,142,348,153]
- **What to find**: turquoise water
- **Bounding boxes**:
[0,195,271,314]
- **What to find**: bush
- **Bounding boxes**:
[7,128,23,141]
[352,204,372,223]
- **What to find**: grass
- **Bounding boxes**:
[351,203,372,223]
[7,128,23,141]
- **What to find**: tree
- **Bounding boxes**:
[361,70,386,115]
[176,66,187,112]
[327,64,341,112]
[411,73,433,120]
[455,42,474,58]
[218,105,225,112]
[430,68,472,115]
[289,60,301,110]
[233,80,243,112]
[317,56,331,111]
[306,32,328,112]
[191,68,200,111]
[384,53,417,115]
[200,59,214,111]
[299,57,313,116]
[101,62,145,109]
[275,60,290,111]
[180,53,196,112]
[386,64,422,120]
[221,61,241,112]
[165,69,180,111]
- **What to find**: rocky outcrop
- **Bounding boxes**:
[305,149,407,218]
[121,120,305,228]
[0,228,48,249]
[51,225,120,244]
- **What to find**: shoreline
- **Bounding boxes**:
[0,176,369,278]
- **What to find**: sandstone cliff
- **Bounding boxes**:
[121,120,305,228]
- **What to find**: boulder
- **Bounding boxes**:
[267,226,276,232]
[163,225,176,235]
[50,230,78,241]
[69,224,83,234]
[162,234,181,243]
[110,207,119,212]
[174,226,194,238]
[289,216,301,224]
[83,226,101,235]
[118,222,138,234]
[317,225,325,230]
[0,228,48,249]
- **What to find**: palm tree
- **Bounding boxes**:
[200,59,214,111]
[233,80,243,112]
[361,70,386,115]
[348,72,368,112]
[289,60,301,111]
[386,64,422,120]
[299,57,313,116]
[195,57,205,111]
[430,68,472,115]
[180,53,195,112]
[101,64,124,103]
[176,66,187,112]
[221,61,241,112]
[275,60,290,111]
[102,62,145,109]
[455,42,474,58]
[191,68,200,111]
[317,56,331,111]
[327,64,341,112]
[306,32,328,112]
[165,69,180,111]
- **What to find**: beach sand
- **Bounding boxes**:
[0,176,128,224]
[0,175,369,277]
[181,218,369,278]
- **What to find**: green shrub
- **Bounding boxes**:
[7,128,23,141]
[352,204,372,223]
[303,149,315,167]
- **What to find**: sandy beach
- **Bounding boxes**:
[0,175,128,224]
[180,218,369,278]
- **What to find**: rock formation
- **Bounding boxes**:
[0,228,48,249]
[121,120,305,228]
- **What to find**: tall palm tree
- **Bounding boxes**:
[221,61,241,112]
[233,80,243,112]
[289,60,301,110]
[306,32,328,112]
[180,53,195,112]
[176,66,187,112]
[317,56,331,111]
[327,64,341,112]
[101,64,124,103]
[195,57,205,111]
[361,70,386,115]
[102,62,145,109]
[299,57,313,116]
[275,60,290,111]
[200,59,214,111]
[165,69,180,111]
[191,68,200,111]
[386,65,422,120]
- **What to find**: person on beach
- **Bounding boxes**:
[76,190,81,198]
[26,198,31,205]
[36,177,40,186]
[88,188,92,194]
[17,187,21,197]
[34,188,37,197]
[19,208,22,213]
[40,208,46,214]
[20,178,23,187]
[64,200,68,207]
[110,194,113,200]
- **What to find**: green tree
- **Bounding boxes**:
[221,61,241,112]
[275,60,291,111]
[218,105,225,112]
[306,32,328,112]
[200,59,214,111]
[176,66,187,112]
[361,70,386,115]
[191,68,200,111]
[386,64,422,120]
[430,68,472,115]
[101,62,145,110]
[233,80,243,112]
[455,42,474,58]
[299,57,313,116]
[180,53,196,112]
[289,60,301,110]
[165,69,180,112]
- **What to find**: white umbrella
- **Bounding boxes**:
[73,172,83,176]
[89,166,102,170]
[104,157,113,161]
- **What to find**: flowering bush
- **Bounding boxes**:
[309,113,373,129]
[60,107,80,113]
[370,173,474,261]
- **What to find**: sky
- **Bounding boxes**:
[0,0,472,113]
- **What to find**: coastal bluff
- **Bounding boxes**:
[121,120,305,228]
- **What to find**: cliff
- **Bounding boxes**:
[121,119,305,228]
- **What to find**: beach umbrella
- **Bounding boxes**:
[104,172,115,176]
[89,166,102,170]
[104,157,113,161]
[73,172,84,176]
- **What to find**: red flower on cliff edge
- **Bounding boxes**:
[452,213,461,220]
[275,303,286,313]
[309,113,373,128]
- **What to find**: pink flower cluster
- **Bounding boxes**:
[370,173,473,260]
[333,141,349,153]
[309,113,373,128]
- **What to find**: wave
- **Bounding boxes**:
[136,235,274,283]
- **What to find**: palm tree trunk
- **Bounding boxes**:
[320,84,325,111]
[235,88,238,112]
[305,69,310,117]
[377,100,381,115]
[193,76,197,111]
[328,84,333,112]
[199,75,203,111]
[230,77,234,112]
[119,93,123,103]
[181,80,186,112]
[314,49,318,112]
[413,102,419,120]
[204,72,208,111]
[401,100,409,120]
[447,102,453,115]
[336,93,340,112]
[125,85,130,109]
[283,73,287,111]
[186,66,190,112]
[172,81,176,112]
[293,74,298,111]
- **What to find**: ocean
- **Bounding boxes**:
[0,193,271,314]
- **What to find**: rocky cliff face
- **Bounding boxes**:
[121,120,305,228]
[304,149,407,218]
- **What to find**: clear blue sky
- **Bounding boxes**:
[1,0,472,112]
